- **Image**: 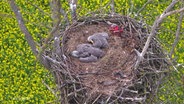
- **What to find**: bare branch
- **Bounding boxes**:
[9,0,37,56]
[136,0,152,16]
[163,0,179,13]
[51,0,61,25]
[26,1,50,16]
[110,0,115,15]
[42,80,58,98]
[38,0,61,59]
[134,1,184,69]
[169,11,184,58]
[128,0,134,16]
[69,0,77,22]
[169,0,184,58]
[60,7,70,26]
[111,95,146,102]
[44,55,66,67]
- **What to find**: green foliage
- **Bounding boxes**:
[0,0,183,103]
[132,1,184,104]
[0,1,56,103]
[134,1,184,104]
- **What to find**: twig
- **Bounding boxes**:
[109,87,138,103]
[112,95,146,102]
[124,89,138,94]
[128,0,134,16]
[9,0,37,56]
[169,3,184,58]
[92,94,102,104]
[38,0,61,61]
[26,0,50,16]
[163,7,184,17]
[164,0,179,13]
[136,0,152,16]
[119,96,146,101]
[134,1,184,69]
[110,0,115,15]
[69,0,77,22]
[53,36,63,59]
[60,7,70,26]
[44,55,66,66]
[67,87,86,97]
[42,80,58,98]
[105,96,112,103]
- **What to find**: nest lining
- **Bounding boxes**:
[47,15,169,104]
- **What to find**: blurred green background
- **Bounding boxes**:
[0,0,183,103]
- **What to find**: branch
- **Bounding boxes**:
[42,80,58,98]
[110,0,115,15]
[136,0,152,16]
[169,11,184,58]
[163,0,179,13]
[26,1,50,16]
[9,0,37,56]
[163,7,184,17]
[44,55,66,67]
[69,0,77,22]
[60,7,70,26]
[38,0,61,59]
[128,0,134,16]
[134,1,184,69]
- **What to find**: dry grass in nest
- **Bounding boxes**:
[46,15,169,104]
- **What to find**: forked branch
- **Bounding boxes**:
[134,0,184,69]
[169,1,184,58]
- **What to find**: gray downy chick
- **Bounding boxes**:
[79,55,98,63]
[87,32,109,48]
[71,44,91,58]
[71,51,90,58]
[71,43,105,59]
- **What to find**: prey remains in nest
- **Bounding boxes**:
[58,16,169,104]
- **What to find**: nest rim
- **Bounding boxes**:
[48,15,170,104]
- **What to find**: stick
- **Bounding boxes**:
[110,0,115,15]
[136,0,152,16]
[134,1,184,69]
[38,0,61,61]
[69,0,77,22]
[9,0,37,56]
[169,1,184,58]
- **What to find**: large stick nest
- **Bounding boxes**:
[46,15,169,104]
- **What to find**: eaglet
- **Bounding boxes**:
[71,44,105,62]
[87,32,109,48]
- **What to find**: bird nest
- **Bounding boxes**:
[47,15,169,104]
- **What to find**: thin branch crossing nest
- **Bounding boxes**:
[47,15,169,104]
